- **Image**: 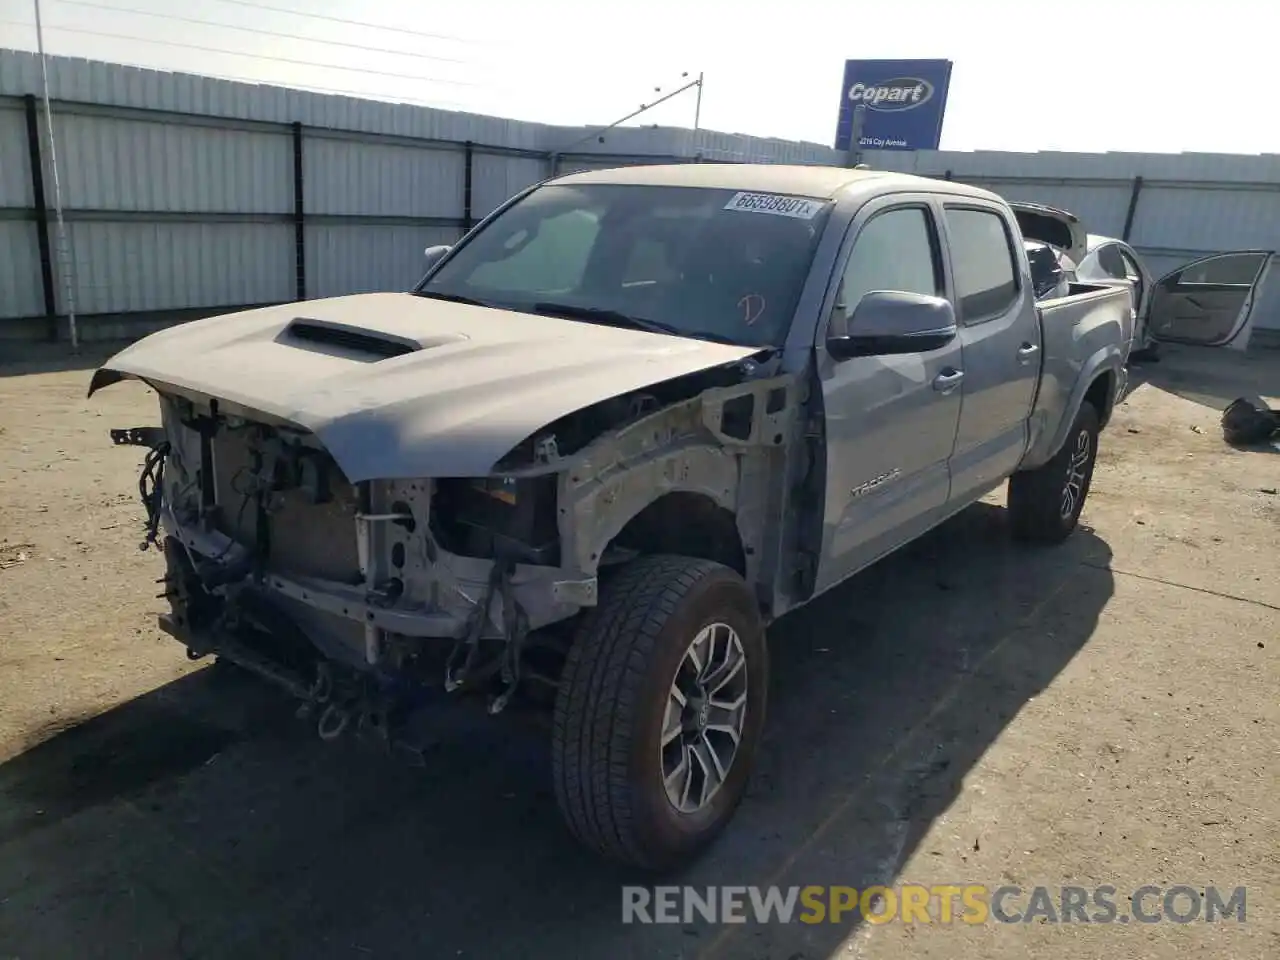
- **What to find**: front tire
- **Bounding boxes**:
[1008,401,1100,543]
[551,554,768,871]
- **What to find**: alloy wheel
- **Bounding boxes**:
[660,622,749,814]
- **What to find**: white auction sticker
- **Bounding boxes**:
[723,192,824,220]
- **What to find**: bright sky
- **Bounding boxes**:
[1,0,1274,154]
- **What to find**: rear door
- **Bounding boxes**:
[942,202,1043,503]
[1147,251,1274,347]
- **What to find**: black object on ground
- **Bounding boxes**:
[1221,396,1280,446]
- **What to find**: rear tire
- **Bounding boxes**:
[1008,401,1100,543]
[551,554,768,871]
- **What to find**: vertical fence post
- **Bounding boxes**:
[1121,175,1144,243]
[463,140,474,232]
[23,94,57,339]
[292,121,306,301]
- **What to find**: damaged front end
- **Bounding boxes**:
[113,391,595,749]
[104,349,796,749]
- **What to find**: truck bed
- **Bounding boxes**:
[1023,281,1133,467]
[1043,281,1123,303]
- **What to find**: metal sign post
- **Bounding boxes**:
[843,105,867,168]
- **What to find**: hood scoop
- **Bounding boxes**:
[281,317,466,361]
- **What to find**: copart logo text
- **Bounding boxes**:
[847,78,934,112]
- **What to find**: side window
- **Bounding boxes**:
[833,207,940,332]
[1172,255,1265,286]
[1096,243,1128,280]
[943,207,1019,322]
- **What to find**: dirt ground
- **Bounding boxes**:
[0,343,1276,960]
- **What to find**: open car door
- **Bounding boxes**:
[1146,251,1274,347]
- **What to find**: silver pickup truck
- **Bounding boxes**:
[90,164,1133,870]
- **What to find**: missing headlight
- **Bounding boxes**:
[431,475,559,565]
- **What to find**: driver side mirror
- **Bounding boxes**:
[827,290,957,361]
[422,244,452,274]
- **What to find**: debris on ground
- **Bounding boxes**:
[0,543,35,570]
[1221,395,1280,446]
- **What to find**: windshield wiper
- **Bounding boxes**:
[531,301,678,335]
[531,302,694,339]
[415,289,493,308]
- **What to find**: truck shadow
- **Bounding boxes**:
[0,501,1114,960]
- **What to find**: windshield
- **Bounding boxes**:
[418,183,833,347]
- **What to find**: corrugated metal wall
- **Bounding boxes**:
[2,48,1278,346]
[0,95,43,320]
[0,49,843,342]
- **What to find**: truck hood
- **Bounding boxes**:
[88,292,760,480]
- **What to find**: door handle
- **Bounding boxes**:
[932,369,964,393]
[1016,343,1040,363]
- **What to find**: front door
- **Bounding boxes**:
[812,198,963,595]
[1147,251,1274,347]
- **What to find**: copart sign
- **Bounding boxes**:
[834,59,953,152]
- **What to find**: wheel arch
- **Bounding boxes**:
[603,490,747,577]
[1022,346,1124,470]
[1084,368,1117,426]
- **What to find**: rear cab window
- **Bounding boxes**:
[943,207,1021,322]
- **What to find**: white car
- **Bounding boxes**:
[1074,234,1156,357]
[1008,202,1273,357]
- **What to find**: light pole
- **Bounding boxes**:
[32,0,78,349]
[550,72,704,176]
